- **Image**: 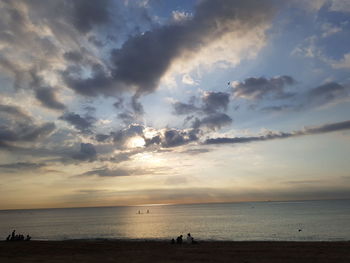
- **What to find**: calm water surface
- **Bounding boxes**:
[0,200,349,241]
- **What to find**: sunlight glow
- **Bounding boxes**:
[128,136,146,148]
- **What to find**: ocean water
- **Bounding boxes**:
[0,200,349,241]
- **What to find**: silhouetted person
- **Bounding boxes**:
[171,238,175,244]
[11,230,15,240]
[176,235,183,244]
[6,235,10,241]
[186,233,192,244]
[25,235,31,241]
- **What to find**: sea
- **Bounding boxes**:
[1,200,349,241]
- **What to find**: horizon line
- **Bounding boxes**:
[1,197,349,212]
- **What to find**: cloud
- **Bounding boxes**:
[131,95,144,115]
[192,113,233,130]
[261,105,297,112]
[94,124,146,148]
[161,129,198,148]
[0,162,46,170]
[202,92,230,113]
[59,112,96,133]
[307,82,349,107]
[69,0,111,34]
[173,101,199,115]
[78,167,130,177]
[0,56,26,90]
[29,70,66,110]
[22,0,112,35]
[205,119,350,145]
[231,75,296,100]
[77,166,167,177]
[63,51,84,63]
[143,127,199,148]
[113,97,124,109]
[73,143,97,162]
[0,104,56,145]
[35,87,66,110]
[112,124,144,145]
[64,0,275,97]
[172,91,232,130]
[259,81,349,112]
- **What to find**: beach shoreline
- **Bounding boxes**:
[1,240,349,263]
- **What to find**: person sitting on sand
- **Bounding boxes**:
[187,233,192,244]
[176,235,183,244]
[6,235,10,241]
[25,235,31,241]
[11,230,15,240]
[171,238,175,244]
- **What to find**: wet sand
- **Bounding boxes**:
[0,240,349,263]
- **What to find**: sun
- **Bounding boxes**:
[128,136,146,148]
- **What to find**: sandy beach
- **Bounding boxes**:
[0,240,349,263]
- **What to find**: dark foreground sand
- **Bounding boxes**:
[1,240,349,263]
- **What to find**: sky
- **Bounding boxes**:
[0,0,350,210]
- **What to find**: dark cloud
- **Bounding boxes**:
[113,97,124,109]
[205,119,350,145]
[173,92,230,116]
[83,106,96,115]
[0,162,46,170]
[261,105,297,112]
[131,95,144,114]
[64,0,274,97]
[29,70,66,110]
[35,87,66,110]
[259,82,349,112]
[59,112,96,133]
[0,56,26,90]
[232,75,296,100]
[202,92,230,113]
[73,143,97,162]
[62,64,115,97]
[88,36,104,47]
[95,134,111,142]
[93,124,146,148]
[192,113,232,130]
[173,92,232,131]
[113,97,144,124]
[78,167,131,177]
[23,0,112,35]
[144,135,162,147]
[305,120,350,134]
[307,82,349,106]
[112,124,144,144]
[71,0,111,33]
[63,51,83,63]
[160,129,199,148]
[117,111,136,125]
[77,165,168,177]
[173,101,199,115]
[0,123,56,143]
[0,104,56,145]
[0,104,32,122]
[143,128,199,148]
